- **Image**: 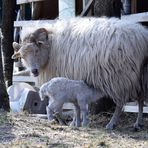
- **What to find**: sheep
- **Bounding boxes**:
[11,17,148,130]
[39,77,104,127]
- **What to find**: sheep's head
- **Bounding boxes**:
[12,28,51,77]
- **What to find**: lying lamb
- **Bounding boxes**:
[39,77,104,127]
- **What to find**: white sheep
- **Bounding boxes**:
[39,77,104,127]
[12,17,148,130]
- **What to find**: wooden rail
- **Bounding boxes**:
[124,102,148,113]
[80,0,93,17]
[13,76,36,84]
[17,0,44,5]
[14,20,57,27]
[121,12,148,22]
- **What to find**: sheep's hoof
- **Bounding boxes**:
[70,121,75,127]
[70,121,81,127]
[76,122,81,127]
[82,122,89,127]
[133,123,144,132]
[105,123,116,130]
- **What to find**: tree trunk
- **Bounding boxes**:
[90,0,121,114]
[0,30,9,111]
[1,0,15,87]
[94,0,122,18]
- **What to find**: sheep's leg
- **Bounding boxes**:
[106,105,123,130]
[133,99,144,130]
[70,103,81,127]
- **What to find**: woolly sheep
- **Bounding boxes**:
[12,17,148,130]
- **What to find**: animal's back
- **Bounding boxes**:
[20,17,148,106]
[49,18,148,105]
[46,77,93,102]
[13,17,148,130]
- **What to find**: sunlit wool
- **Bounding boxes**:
[12,17,148,129]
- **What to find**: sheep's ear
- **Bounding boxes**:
[11,52,21,59]
[38,31,48,41]
[34,28,49,42]
[12,42,21,52]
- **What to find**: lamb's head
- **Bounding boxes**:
[39,83,49,101]
[12,28,52,77]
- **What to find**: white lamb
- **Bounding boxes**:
[39,77,104,127]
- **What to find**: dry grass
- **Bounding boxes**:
[0,110,148,148]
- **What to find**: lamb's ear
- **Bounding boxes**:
[11,52,21,59]
[12,42,21,52]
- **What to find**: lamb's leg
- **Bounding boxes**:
[79,101,89,127]
[70,103,81,127]
[81,108,89,127]
[53,111,67,125]
[46,101,63,121]
[51,102,66,125]
[106,105,123,130]
[133,99,144,130]
[46,105,55,120]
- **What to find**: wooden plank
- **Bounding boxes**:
[124,105,148,113]
[80,0,93,16]
[14,20,57,27]
[83,0,89,9]
[13,76,36,83]
[63,103,75,110]
[131,0,137,14]
[59,0,75,19]
[122,12,148,22]
[17,0,44,4]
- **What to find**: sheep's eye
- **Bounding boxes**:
[45,96,49,100]
[20,54,24,59]
[36,41,44,47]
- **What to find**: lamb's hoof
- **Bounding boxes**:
[48,119,58,125]
[133,123,144,132]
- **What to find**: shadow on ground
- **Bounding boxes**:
[0,111,15,143]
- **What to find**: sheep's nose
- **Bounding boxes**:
[31,69,39,77]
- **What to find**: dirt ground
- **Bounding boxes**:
[0,110,148,148]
